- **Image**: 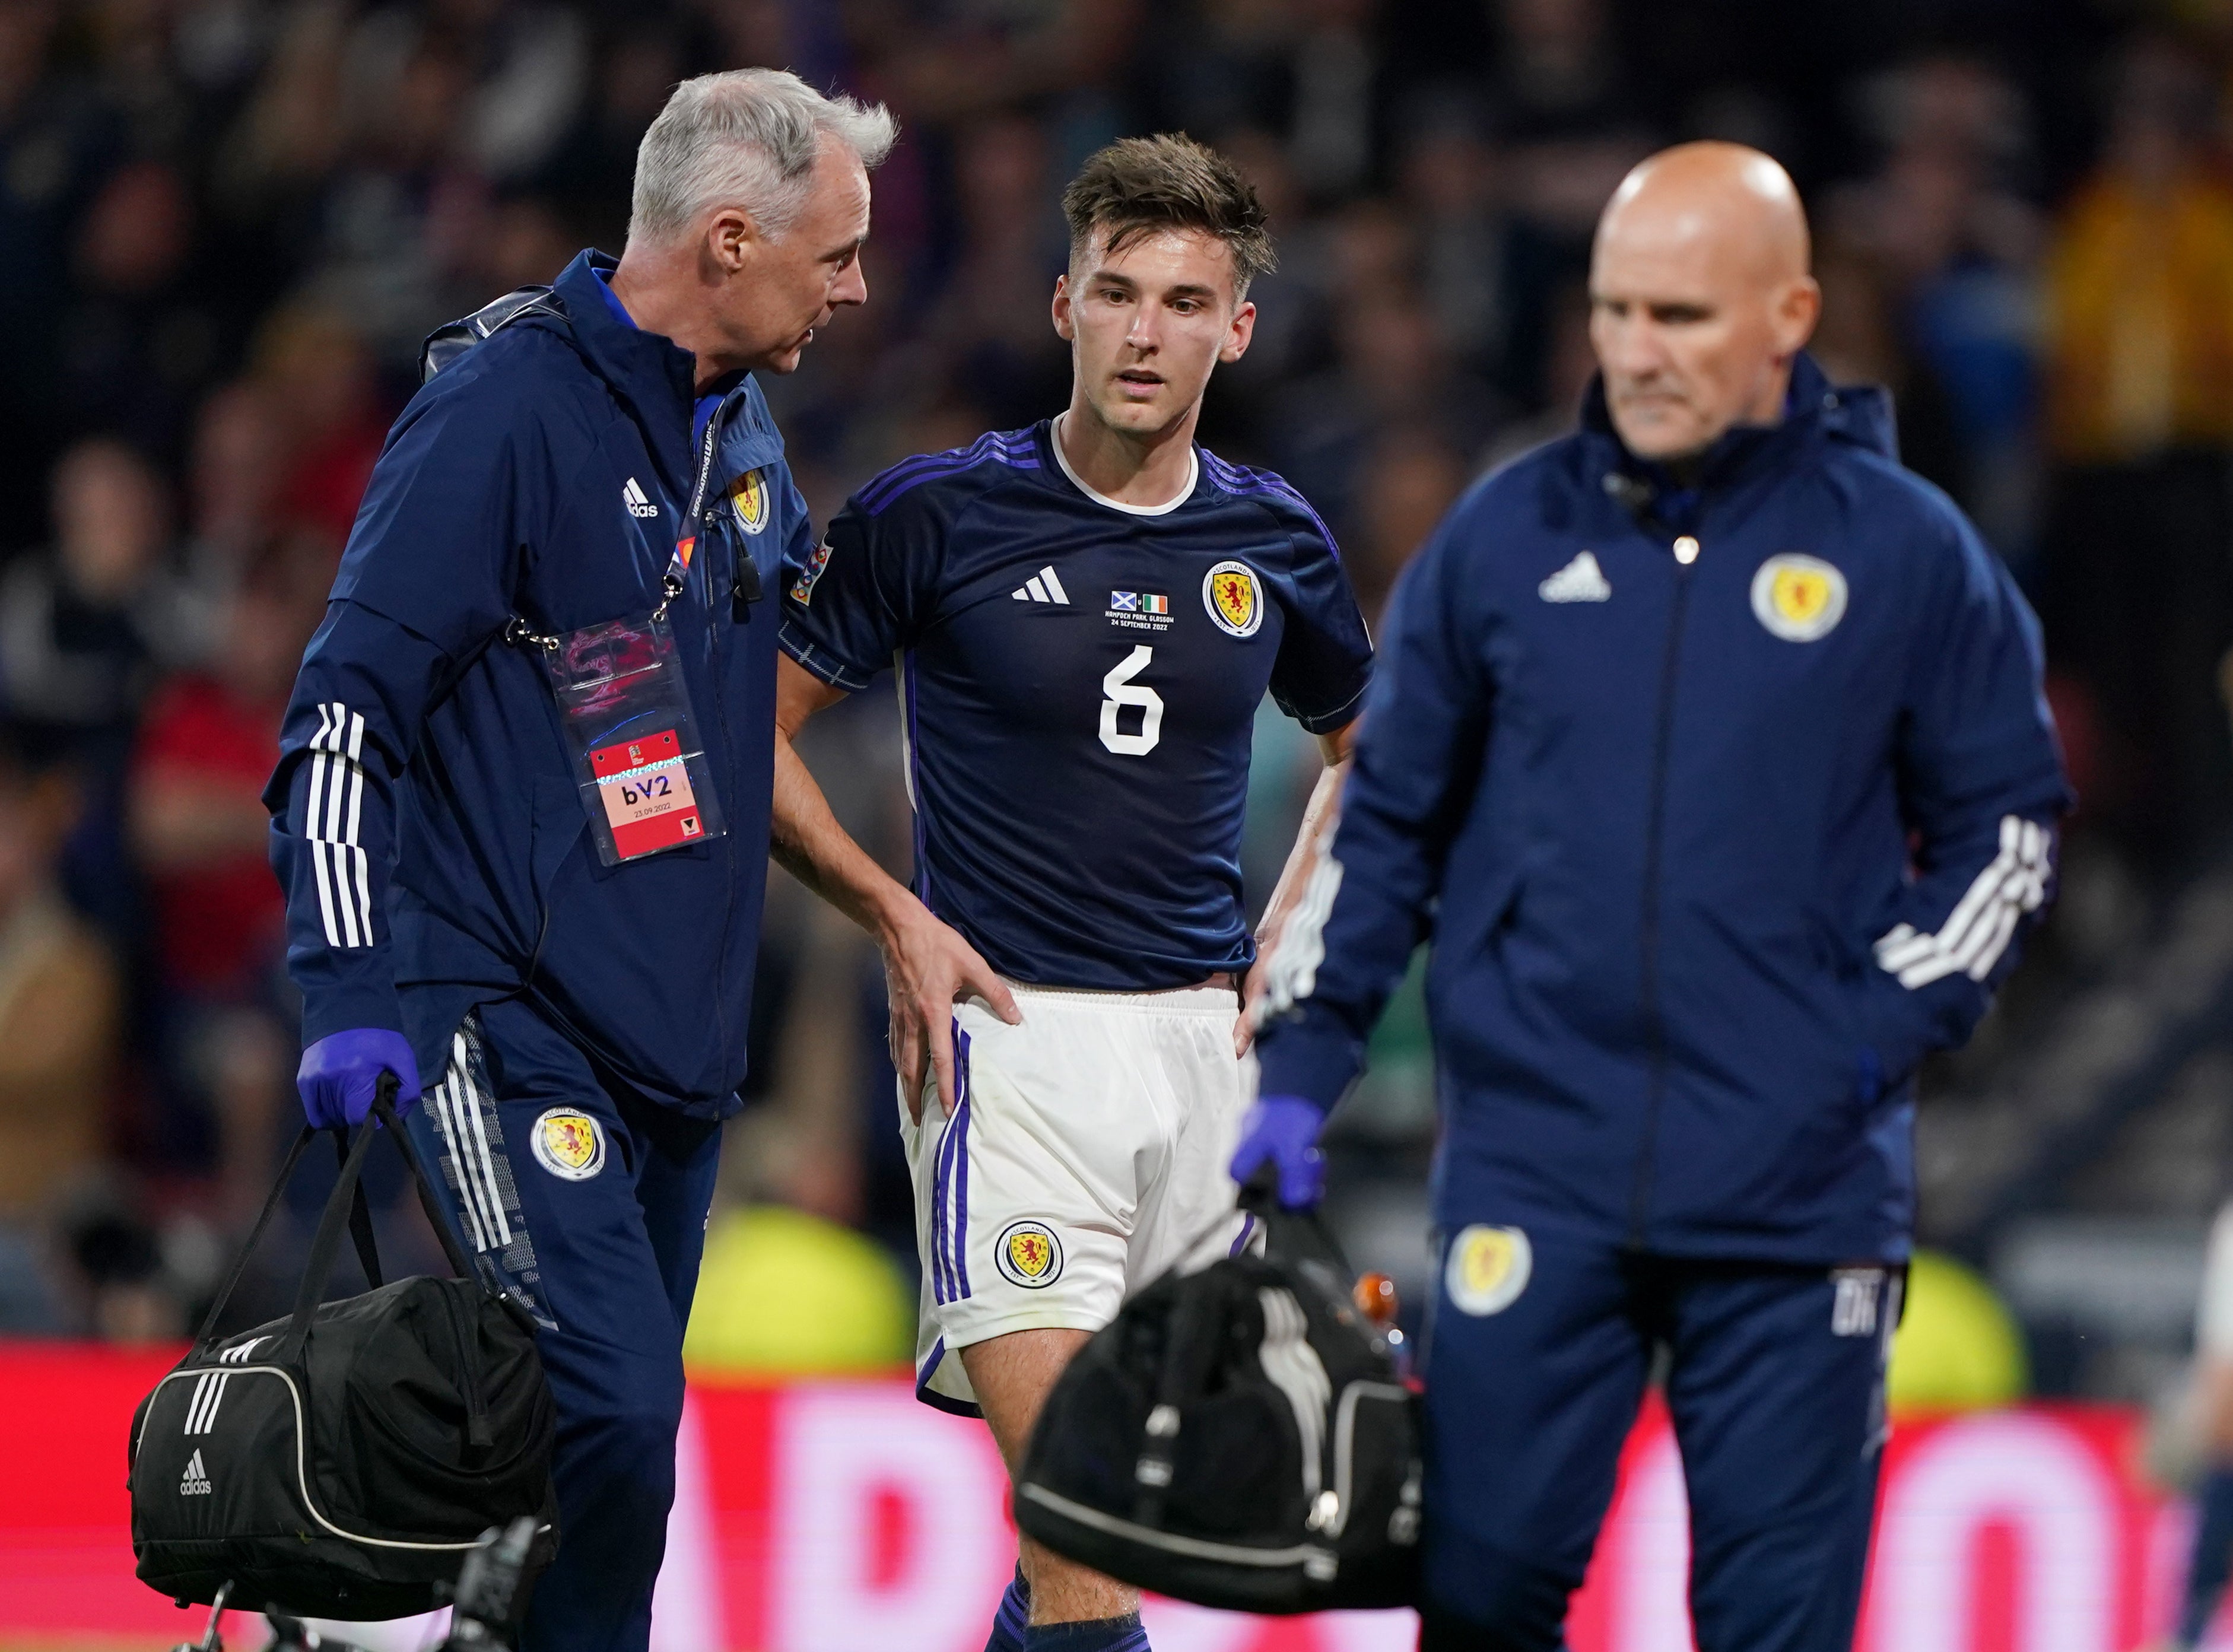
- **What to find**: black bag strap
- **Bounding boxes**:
[420,285,570,384]
[192,1072,485,1359]
[279,1108,387,1359]
[192,1124,318,1351]
[371,1089,476,1281]
[1235,1175,1356,1275]
[278,1076,483,1359]
[334,1128,383,1291]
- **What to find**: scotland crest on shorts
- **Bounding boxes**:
[996,1219,1064,1289]
[531,1108,606,1181]
[1203,561,1263,638]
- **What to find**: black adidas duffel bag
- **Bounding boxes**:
[129,1085,558,1620]
[1014,1192,1422,1613]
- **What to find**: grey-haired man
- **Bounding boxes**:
[263,69,892,1651]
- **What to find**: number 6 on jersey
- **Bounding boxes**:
[1099,645,1164,756]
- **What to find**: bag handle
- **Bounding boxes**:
[277,1076,485,1359]
[370,1088,476,1281]
[190,1070,486,1359]
[187,1115,393,1352]
[1237,1175,1357,1280]
[336,1129,384,1291]
[191,1125,318,1351]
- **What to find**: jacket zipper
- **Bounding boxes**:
[1625,541,1697,1244]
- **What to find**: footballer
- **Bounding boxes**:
[769,134,1371,1652]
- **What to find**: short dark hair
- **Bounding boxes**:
[1062,134,1275,297]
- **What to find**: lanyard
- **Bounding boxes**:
[655,401,726,621]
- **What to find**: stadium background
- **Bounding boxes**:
[4,0,2233,1644]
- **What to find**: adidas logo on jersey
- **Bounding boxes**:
[1011,566,1070,605]
[622,477,659,519]
[179,1449,211,1496]
[1539,551,1611,603]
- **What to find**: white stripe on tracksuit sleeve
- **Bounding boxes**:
[302,701,376,949]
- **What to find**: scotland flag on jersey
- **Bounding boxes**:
[780,420,1373,992]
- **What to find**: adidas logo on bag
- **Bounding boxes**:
[1011,566,1070,604]
[179,1449,211,1497]
[1539,551,1612,603]
[623,477,659,519]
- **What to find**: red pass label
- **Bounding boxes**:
[587,728,704,858]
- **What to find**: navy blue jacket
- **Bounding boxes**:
[1254,357,2070,1262]
[264,252,809,1117]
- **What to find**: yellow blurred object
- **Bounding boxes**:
[1886,1249,2029,1416]
[683,1203,914,1378]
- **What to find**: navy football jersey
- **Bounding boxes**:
[780,418,1373,990]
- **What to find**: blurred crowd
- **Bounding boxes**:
[5,0,2233,1366]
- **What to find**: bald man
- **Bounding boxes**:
[1232,144,2069,1650]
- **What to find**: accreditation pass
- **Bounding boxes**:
[587,729,706,860]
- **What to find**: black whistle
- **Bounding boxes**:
[732,557,763,623]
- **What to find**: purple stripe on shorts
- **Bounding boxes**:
[1229,1212,1257,1256]
[952,1022,973,1300]
[930,1098,958,1304]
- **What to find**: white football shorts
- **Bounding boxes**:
[905,981,1256,1415]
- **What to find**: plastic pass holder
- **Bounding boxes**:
[531,603,727,867]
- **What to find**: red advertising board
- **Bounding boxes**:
[0,1345,2206,1651]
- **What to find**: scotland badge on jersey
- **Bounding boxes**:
[1203,561,1262,638]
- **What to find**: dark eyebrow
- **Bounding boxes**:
[1164,282,1217,301]
[1085,268,1138,290]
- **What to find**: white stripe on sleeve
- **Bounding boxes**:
[1873,815,2050,990]
[298,701,377,950]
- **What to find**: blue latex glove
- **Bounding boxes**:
[1229,1095,1327,1210]
[297,1029,423,1129]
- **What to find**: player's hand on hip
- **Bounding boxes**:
[297,1028,423,1130]
[1230,1094,1327,1209]
[878,896,1021,1124]
[1235,954,1271,1056]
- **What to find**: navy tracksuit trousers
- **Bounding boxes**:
[1418,1228,1898,1652]
[405,995,722,1652]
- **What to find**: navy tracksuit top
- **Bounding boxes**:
[264,251,810,1116]
[1254,355,2071,1263]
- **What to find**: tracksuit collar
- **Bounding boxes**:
[1580,352,1897,531]
[554,250,748,496]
